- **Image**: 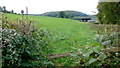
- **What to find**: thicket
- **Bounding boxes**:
[1,13,53,67]
[97,2,120,24]
[53,24,120,66]
[84,20,120,66]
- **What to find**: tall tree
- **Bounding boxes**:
[97,1,120,24]
[21,10,24,15]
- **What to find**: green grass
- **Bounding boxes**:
[5,13,97,66]
[5,13,96,54]
[31,16,96,54]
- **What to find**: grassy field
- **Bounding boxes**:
[5,13,97,66]
[5,13,96,54]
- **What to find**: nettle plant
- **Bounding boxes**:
[1,13,52,67]
[75,24,120,66]
[78,46,119,66]
[95,24,119,47]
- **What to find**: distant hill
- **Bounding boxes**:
[39,10,89,17]
[29,10,97,21]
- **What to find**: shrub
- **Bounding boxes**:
[1,13,53,67]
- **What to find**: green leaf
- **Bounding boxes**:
[97,52,107,61]
[85,58,97,65]
[83,49,93,58]
[92,43,100,47]
[91,46,102,53]
[101,40,111,45]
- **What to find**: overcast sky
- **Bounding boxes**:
[0,0,99,15]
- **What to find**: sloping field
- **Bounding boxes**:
[4,13,98,66]
[5,13,96,54]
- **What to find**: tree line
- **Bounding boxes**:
[0,6,15,14]
[0,6,27,15]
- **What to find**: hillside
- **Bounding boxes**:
[31,10,89,17]
[29,10,97,21]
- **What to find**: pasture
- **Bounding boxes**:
[5,13,97,54]
[4,13,98,66]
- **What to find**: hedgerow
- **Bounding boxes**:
[1,13,53,67]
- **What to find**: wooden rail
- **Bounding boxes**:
[47,47,120,59]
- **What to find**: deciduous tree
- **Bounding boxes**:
[97,2,120,24]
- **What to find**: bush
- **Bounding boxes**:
[1,13,53,67]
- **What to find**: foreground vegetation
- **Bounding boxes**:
[0,1,120,67]
[1,13,51,67]
[1,12,120,67]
